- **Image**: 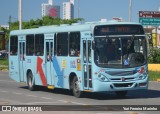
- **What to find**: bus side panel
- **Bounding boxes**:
[66,57,83,90]
[62,57,82,90]
[9,56,20,82]
[52,56,64,88]
[25,57,34,83]
[35,56,47,86]
[25,56,45,86]
[53,56,73,89]
[52,56,83,90]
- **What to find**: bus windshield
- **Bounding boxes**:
[94,36,147,68]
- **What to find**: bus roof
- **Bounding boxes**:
[10,21,142,36]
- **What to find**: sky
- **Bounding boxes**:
[0,0,160,25]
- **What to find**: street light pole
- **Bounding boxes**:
[9,16,11,30]
[77,0,79,18]
[18,0,22,30]
[129,0,132,22]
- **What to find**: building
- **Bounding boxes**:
[63,0,74,20]
[48,0,53,5]
[0,25,9,30]
[112,17,124,22]
[42,0,60,18]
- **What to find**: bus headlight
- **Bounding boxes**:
[138,67,148,80]
[138,72,147,80]
[98,74,109,82]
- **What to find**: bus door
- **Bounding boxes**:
[18,37,26,82]
[82,39,92,90]
[45,39,54,86]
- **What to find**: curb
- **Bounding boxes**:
[157,79,160,82]
[130,112,138,114]
[1,69,8,71]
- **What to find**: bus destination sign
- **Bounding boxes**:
[139,11,160,26]
[139,11,160,18]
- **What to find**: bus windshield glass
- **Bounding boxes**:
[94,25,147,68]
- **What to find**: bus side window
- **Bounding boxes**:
[69,32,80,57]
[35,34,44,56]
[88,40,91,62]
[10,36,18,56]
[54,34,57,55]
[26,34,34,56]
[57,33,68,56]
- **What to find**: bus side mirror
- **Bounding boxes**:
[92,41,95,50]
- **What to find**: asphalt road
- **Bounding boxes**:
[0,71,160,114]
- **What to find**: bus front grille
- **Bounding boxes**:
[113,83,133,88]
[110,77,135,81]
[106,71,137,76]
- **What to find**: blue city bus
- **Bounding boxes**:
[9,21,148,98]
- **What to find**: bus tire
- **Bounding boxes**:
[72,76,82,98]
[27,71,36,91]
[115,91,128,97]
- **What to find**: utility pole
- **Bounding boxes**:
[18,0,22,30]
[129,0,132,22]
[77,0,79,18]
[9,16,11,30]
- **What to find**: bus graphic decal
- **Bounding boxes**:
[52,56,63,87]
[36,57,47,86]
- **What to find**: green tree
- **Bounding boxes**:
[0,26,10,50]
[148,47,160,63]
[10,16,84,30]
[42,16,54,25]
[10,21,19,30]
[6,16,84,49]
[35,18,43,26]
[23,21,30,29]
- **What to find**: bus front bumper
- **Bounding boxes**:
[92,78,148,92]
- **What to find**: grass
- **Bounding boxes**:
[0,58,8,66]
[0,58,8,70]
[148,70,160,81]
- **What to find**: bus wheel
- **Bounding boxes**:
[27,71,36,91]
[115,91,128,97]
[72,77,82,98]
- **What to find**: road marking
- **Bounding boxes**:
[71,101,87,105]
[58,99,87,105]
[97,112,131,114]
[25,102,62,105]
[0,98,22,105]
[12,92,23,95]
[26,94,38,97]
[58,100,69,103]
[1,90,8,93]
[0,99,9,105]
[41,97,53,100]
[0,80,15,83]
[130,112,138,114]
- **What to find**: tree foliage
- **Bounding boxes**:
[10,16,84,30]
[148,47,160,63]
[0,26,9,46]
[1,16,84,44]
